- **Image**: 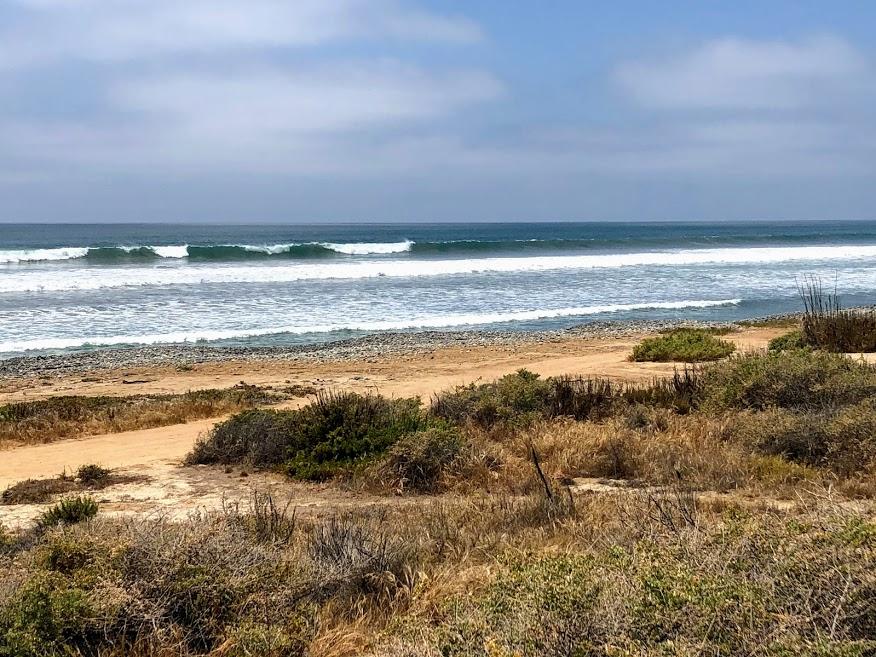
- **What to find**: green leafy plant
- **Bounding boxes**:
[631,328,736,362]
[37,496,98,528]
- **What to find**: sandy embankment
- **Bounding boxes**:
[0,327,784,525]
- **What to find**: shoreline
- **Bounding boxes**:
[0,316,796,380]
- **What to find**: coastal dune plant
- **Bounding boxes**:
[630,328,736,363]
[799,277,876,352]
[768,329,805,351]
[37,496,98,528]
[187,391,425,481]
[431,368,705,429]
[700,349,876,411]
[374,424,464,493]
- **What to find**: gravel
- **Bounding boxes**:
[0,316,797,380]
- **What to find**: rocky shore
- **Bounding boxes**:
[0,316,795,380]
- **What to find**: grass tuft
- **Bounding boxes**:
[799,277,876,352]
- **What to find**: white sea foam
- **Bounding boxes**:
[1,245,874,293]
[0,248,90,263]
[320,240,413,255]
[241,243,298,254]
[149,245,189,258]
[0,299,740,353]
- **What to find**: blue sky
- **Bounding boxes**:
[0,0,874,222]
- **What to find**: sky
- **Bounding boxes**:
[0,0,874,223]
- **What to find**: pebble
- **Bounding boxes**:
[0,314,798,381]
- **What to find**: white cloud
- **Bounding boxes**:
[112,64,502,135]
[0,0,482,69]
[616,35,868,110]
[0,62,504,176]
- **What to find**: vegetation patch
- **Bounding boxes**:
[37,496,98,528]
[799,279,876,352]
[432,368,704,429]
[0,383,288,445]
[2,465,142,505]
[187,391,425,481]
[701,349,876,411]
[768,329,806,351]
[732,400,876,475]
[374,424,464,493]
[631,328,736,362]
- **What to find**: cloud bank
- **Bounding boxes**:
[0,2,873,220]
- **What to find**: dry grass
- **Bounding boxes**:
[0,383,293,445]
[4,349,876,655]
[799,277,876,352]
[2,464,145,504]
[1,490,872,656]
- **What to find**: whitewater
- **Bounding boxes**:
[3,245,876,294]
[2,221,876,356]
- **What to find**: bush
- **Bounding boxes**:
[432,369,705,429]
[187,408,296,466]
[631,328,736,362]
[431,369,552,427]
[37,497,98,528]
[769,330,806,352]
[188,391,424,481]
[0,571,98,656]
[75,464,111,487]
[702,350,876,411]
[732,400,876,474]
[376,425,464,493]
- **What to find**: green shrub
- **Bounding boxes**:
[769,329,806,352]
[376,424,464,493]
[733,400,876,474]
[431,369,552,427]
[188,391,424,481]
[0,571,97,656]
[702,350,876,411]
[432,369,705,428]
[37,496,98,529]
[285,392,423,481]
[631,328,736,362]
[186,408,296,466]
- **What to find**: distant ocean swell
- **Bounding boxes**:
[3,232,871,264]
[0,241,416,263]
[3,245,876,293]
[0,299,741,353]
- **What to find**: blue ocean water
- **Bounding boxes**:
[1,221,875,356]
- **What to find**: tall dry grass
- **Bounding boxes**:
[0,383,286,445]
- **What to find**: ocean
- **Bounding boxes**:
[1,221,875,357]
